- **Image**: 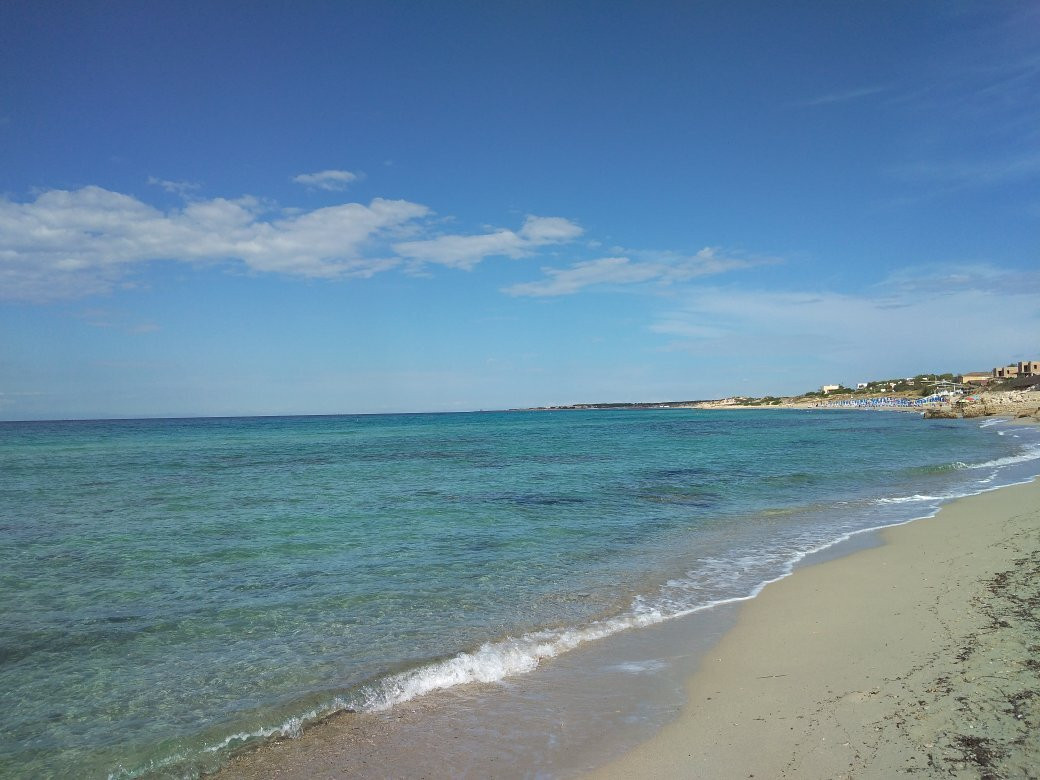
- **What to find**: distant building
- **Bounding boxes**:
[1018,361,1040,376]
[821,384,841,394]
[959,372,991,385]
[993,365,1019,379]
[856,382,868,389]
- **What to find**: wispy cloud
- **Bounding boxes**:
[292,169,361,191]
[147,176,201,197]
[877,263,1040,297]
[504,247,772,297]
[891,152,1040,189]
[76,307,160,333]
[0,390,45,410]
[394,216,583,270]
[905,51,1040,130]
[796,85,887,107]
[647,264,1040,388]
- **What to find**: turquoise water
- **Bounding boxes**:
[2,410,1038,778]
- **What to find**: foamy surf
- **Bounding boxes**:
[359,614,669,712]
[967,444,1040,469]
[875,494,945,504]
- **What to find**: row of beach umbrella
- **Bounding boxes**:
[823,392,959,408]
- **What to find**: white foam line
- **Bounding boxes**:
[107,701,351,779]
[968,446,1040,470]
[874,494,944,504]
[722,471,1040,603]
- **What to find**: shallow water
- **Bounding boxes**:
[2,410,1038,778]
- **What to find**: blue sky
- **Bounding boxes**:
[1,1,1038,419]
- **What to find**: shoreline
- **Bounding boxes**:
[588,476,1040,779]
[527,389,1040,421]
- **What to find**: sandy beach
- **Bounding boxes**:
[590,476,1040,779]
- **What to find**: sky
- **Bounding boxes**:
[1,1,1038,419]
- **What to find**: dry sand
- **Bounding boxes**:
[589,478,1040,779]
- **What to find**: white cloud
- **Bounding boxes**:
[394,230,528,270]
[0,186,592,302]
[393,215,582,270]
[0,186,429,301]
[505,257,658,296]
[292,169,360,191]
[797,85,888,107]
[504,247,769,297]
[518,216,584,243]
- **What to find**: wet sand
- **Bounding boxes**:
[212,596,739,779]
[590,477,1040,779]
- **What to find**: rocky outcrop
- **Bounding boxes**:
[960,405,993,419]
[923,408,959,419]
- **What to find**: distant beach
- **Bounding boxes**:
[535,388,1040,421]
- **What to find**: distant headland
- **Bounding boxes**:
[524,359,1040,421]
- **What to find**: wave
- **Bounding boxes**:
[966,444,1040,470]
[909,460,968,474]
[359,614,666,712]
[874,494,944,504]
[108,709,332,779]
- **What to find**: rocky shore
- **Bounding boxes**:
[919,391,1040,421]
[690,390,1040,422]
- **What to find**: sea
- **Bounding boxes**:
[2,409,1039,779]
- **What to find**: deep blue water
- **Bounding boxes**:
[1,409,1038,778]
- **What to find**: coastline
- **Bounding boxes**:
[689,389,1040,419]
[588,475,1040,779]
